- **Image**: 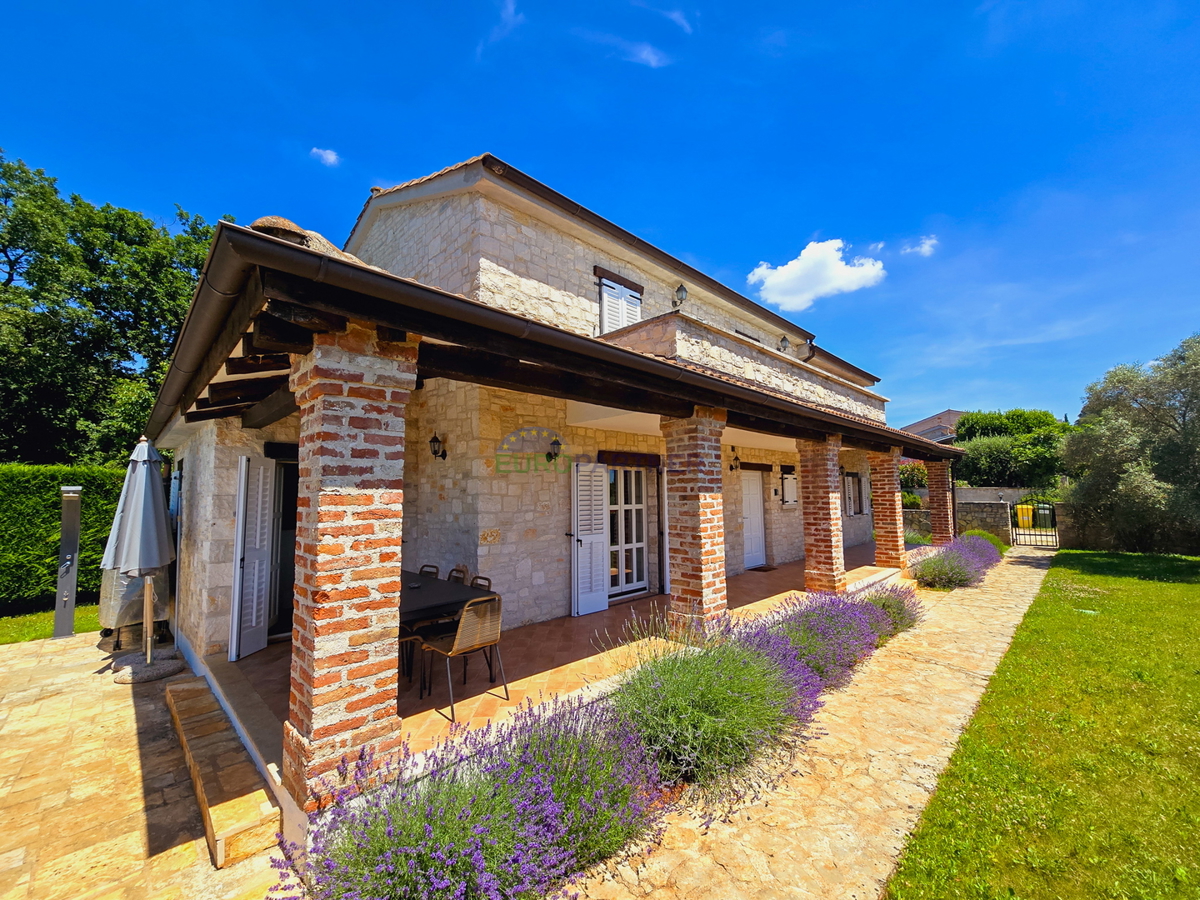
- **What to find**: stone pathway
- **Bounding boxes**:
[579,546,1056,899]
[0,631,277,900]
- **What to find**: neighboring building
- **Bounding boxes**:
[146,154,961,833]
[900,409,966,444]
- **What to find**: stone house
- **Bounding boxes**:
[146,154,961,835]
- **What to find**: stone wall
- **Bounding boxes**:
[607,314,886,422]
[173,414,300,658]
[956,500,1013,546]
[904,509,931,536]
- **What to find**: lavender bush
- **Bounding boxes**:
[853,583,924,641]
[612,620,822,788]
[772,592,888,687]
[282,695,662,900]
[910,534,1003,589]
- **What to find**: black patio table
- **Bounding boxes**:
[398,569,498,626]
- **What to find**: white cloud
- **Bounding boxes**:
[747,239,886,311]
[632,2,693,33]
[869,241,886,252]
[310,147,340,167]
[476,0,525,58]
[902,234,939,257]
[575,30,671,67]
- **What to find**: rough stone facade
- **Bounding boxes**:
[661,408,728,632]
[282,323,418,811]
[957,500,1014,546]
[173,415,300,658]
[607,314,886,422]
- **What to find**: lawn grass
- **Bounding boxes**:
[886,550,1200,900]
[0,604,101,645]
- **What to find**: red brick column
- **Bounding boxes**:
[927,460,954,546]
[798,435,847,593]
[282,322,418,812]
[868,448,907,569]
[660,407,727,637]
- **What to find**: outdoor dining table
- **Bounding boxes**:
[398,569,499,626]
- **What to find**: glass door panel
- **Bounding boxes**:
[608,467,648,596]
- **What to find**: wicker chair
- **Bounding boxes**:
[418,564,440,578]
[469,575,492,590]
[420,596,507,721]
[446,567,468,584]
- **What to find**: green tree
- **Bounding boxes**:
[956,408,1065,441]
[1064,334,1200,551]
[953,407,1070,488]
[0,151,221,464]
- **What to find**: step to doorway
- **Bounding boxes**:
[164,678,281,869]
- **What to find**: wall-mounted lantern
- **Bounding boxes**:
[778,335,790,353]
[729,447,741,471]
[673,283,688,309]
[429,434,448,460]
[546,437,562,463]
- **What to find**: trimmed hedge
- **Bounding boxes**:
[0,464,126,614]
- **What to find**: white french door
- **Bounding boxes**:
[230,456,276,660]
[572,462,609,616]
[742,469,766,569]
[609,467,649,596]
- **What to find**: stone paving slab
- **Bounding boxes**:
[0,631,278,900]
[579,546,1056,899]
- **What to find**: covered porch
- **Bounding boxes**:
[147,220,961,836]
[203,541,905,782]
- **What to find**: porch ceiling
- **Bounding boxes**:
[148,222,962,461]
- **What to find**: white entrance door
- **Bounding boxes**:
[572,462,609,616]
[230,456,276,660]
[742,469,766,569]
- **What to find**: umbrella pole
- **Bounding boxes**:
[144,576,154,664]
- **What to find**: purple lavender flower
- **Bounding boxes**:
[283,695,663,900]
[911,534,1002,589]
[851,582,923,640]
[772,592,883,687]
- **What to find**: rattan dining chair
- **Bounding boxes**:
[420,596,508,721]
[469,575,492,590]
[418,564,440,578]
[446,567,468,584]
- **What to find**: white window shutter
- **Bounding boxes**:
[231,457,276,660]
[599,278,642,333]
[781,472,798,506]
[572,462,609,615]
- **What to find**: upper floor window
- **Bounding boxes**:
[595,266,643,334]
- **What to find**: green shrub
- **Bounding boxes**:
[911,552,978,589]
[612,638,798,787]
[899,462,927,489]
[962,528,1010,555]
[0,464,125,613]
[905,530,933,545]
[902,491,924,509]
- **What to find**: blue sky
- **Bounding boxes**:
[8,0,1199,425]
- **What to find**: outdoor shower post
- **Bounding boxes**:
[53,486,83,639]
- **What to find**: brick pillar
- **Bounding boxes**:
[868,448,907,569]
[282,322,418,812]
[660,407,727,637]
[798,435,847,593]
[927,459,954,546]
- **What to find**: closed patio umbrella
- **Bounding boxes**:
[101,436,175,664]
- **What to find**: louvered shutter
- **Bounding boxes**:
[230,456,276,660]
[599,278,642,333]
[572,462,610,615]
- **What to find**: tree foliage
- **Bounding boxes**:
[1063,334,1200,552]
[953,408,1070,488]
[0,151,220,464]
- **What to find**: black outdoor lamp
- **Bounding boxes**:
[729,447,741,471]
[429,434,447,460]
[673,283,688,308]
[546,437,562,463]
[779,335,791,353]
